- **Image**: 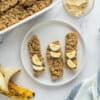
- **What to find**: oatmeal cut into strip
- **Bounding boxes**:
[46,41,64,80]
[0,0,19,14]
[65,32,78,69]
[28,35,45,76]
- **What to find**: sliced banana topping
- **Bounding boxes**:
[66,50,76,59]
[49,43,60,51]
[32,65,44,71]
[50,52,61,58]
[32,55,42,66]
[67,59,76,69]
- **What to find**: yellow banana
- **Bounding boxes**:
[0,65,35,100]
[2,81,35,100]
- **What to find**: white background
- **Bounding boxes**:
[0,0,100,100]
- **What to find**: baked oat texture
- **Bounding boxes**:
[19,0,36,7]
[28,35,45,76]
[46,41,64,80]
[0,0,52,30]
[65,32,78,69]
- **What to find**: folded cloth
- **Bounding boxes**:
[66,75,97,100]
[97,69,100,100]
[66,83,82,100]
[97,68,100,100]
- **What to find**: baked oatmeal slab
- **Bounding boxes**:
[0,0,52,30]
[46,41,64,80]
[65,32,78,69]
[28,35,45,76]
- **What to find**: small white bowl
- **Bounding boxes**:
[62,0,95,18]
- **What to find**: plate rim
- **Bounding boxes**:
[20,19,86,87]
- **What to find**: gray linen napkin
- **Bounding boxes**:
[66,82,83,100]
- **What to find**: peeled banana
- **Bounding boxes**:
[0,65,21,92]
[0,65,35,100]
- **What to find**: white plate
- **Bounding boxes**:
[21,19,85,86]
[0,0,58,35]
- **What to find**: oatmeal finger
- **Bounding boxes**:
[65,32,78,69]
[46,41,64,80]
[28,35,45,76]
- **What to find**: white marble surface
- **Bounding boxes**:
[0,0,100,100]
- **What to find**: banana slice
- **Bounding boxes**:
[32,55,42,66]
[50,52,61,58]
[32,65,44,71]
[66,50,76,59]
[49,43,60,51]
[67,59,76,69]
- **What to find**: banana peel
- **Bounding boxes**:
[0,65,35,100]
[2,67,21,89]
[3,81,35,100]
[0,65,21,92]
[0,72,8,92]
